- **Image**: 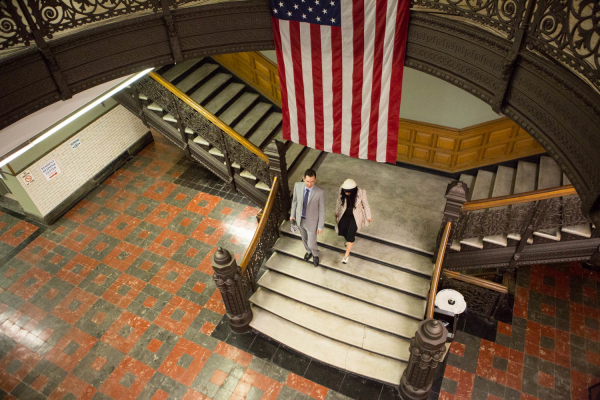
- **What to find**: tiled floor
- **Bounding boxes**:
[434,262,600,400]
[0,133,354,400]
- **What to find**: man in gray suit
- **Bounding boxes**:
[290,169,325,267]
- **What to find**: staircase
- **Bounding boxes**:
[454,156,594,251]
[248,221,433,384]
[136,57,323,193]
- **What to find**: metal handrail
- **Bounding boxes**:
[239,176,279,273]
[148,72,269,163]
[442,271,508,294]
[462,185,577,212]
[426,221,451,319]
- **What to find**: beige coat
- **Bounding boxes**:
[335,187,372,232]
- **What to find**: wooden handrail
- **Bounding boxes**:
[148,72,269,163]
[462,185,577,212]
[426,222,452,319]
[442,271,508,294]
[239,176,279,274]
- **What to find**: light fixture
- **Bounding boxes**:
[0,67,154,169]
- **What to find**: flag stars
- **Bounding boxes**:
[273,8,277,13]
[279,1,283,6]
[315,0,319,4]
[330,0,335,4]
[294,4,299,9]
[308,7,313,11]
[322,8,327,13]
[331,18,335,23]
[302,13,307,19]
[287,11,292,16]
[316,16,321,21]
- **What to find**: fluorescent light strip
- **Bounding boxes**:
[0,67,154,169]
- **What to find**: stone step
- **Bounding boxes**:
[188,73,232,105]
[561,174,592,238]
[140,59,202,100]
[458,174,475,201]
[232,103,272,137]
[272,235,429,298]
[507,161,538,242]
[148,63,219,111]
[287,148,322,189]
[219,93,260,126]
[284,143,305,171]
[460,170,495,249]
[265,253,426,319]
[257,270,420,339]
[249,288,411,361]
[483,166,516,247]
[249,306,406,385]
[247,112,282,149]
[534,156,562,241]
[205,83,245,115]
[280,221,433,277]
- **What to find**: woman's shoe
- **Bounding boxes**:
[342,256,349,264]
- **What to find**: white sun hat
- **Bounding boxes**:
[341,179,357,190]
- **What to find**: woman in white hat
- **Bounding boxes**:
[335,179,372,264]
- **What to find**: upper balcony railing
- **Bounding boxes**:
[1,0,599,91]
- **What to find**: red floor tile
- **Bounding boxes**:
[184,192,221,216]
[48,374,97,400]
[63,200,101,224]
[7,267,52,300]
[150,260,194,294]
[157,338,212,386]
[103,214,143,240]
[61,225,101,253]
[214,342,253,367]
[142,180,177,202]
[44,327,97,372]
[190,218,227,246]
[102,273,147,309]
[101,311,151,354]
[56,254,100,286]
[52,287,98,324]
[0,344,43,393]
[0,220,39,247]
[100,356,155,400]
[145,203,181,228]
[102,242,144,272]
[285,372,328,400]
[154,296,203,336]
[105,190,140,213]
[147,229,187,258]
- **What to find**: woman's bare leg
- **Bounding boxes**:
[345,242,354,258]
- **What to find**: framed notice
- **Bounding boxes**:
[20,170,35,186]
[40,159,61,181]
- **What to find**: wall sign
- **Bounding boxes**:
[70,138,81,149]
[20,170,35,186]
[40,159,61,181]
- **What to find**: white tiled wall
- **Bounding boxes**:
[18,106,148,216]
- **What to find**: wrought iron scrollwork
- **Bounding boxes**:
[224,135,271,185]
[562,196,590,226]
[241,192,282,292]
[411,0,528,39]
[527,0,600,90]
[0,0,30,49]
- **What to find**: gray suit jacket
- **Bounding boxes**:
[291,182,325,232]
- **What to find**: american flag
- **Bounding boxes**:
[270,0,410,163]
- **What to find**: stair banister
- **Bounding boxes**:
[147,71,269,163]
[426,222,452,319]
[441,271,508,294]
[461,185,578,212]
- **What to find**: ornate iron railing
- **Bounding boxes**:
[454,185,590,241]
[134,72,272,184]
[239,176,282,293]
[1,0,599,93]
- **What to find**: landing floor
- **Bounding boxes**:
[314,154,453,254]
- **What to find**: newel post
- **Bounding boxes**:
[432,181,468,261]
[265,140,291,220]
[399,319,448,400]
[211,247,252,333]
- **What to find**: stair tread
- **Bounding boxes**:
[148,63,219,111]
[537,156,562,190]
[250,288,410,361]
[560,173,591,237]
[272,236,429,298]
[250,306,406,384]
[459,174,475,201]
[205,83,245,115]
[189,73,232,105]
[285,143,306,169]
[471,170,495,201]
[233,103,272,136]
[265,253,425,318]
[288,149,321,186]
[220,93,259,125]
[162,59,202,82]
[482,166,515,247]
[514,161,537,194]
[257,270,420,339]
[248,112,282,148]
[280,222,433,277]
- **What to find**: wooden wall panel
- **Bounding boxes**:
[212,51,546,173]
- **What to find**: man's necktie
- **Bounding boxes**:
[302,188,309,218]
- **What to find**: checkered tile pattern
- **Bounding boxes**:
[0,133,355,400]
[437,262,600,400]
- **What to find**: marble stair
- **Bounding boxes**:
[453,155,593,251]
[248,221,433,384]
[138,58,324,192]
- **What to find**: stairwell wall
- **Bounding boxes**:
[5,105,149,223]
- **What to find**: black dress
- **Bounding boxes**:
[338,199,358,243]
